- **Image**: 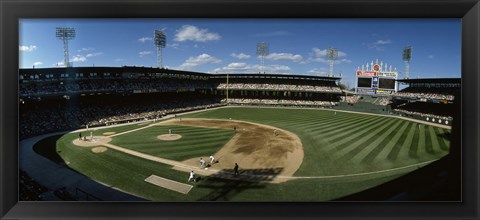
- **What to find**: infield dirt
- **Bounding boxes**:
[158,118,304,182]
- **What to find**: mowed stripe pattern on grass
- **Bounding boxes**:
[109,125,235,161]
[185,107,451,176]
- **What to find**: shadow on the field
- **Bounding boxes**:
[436,131,451,141]
[195,167,283,201]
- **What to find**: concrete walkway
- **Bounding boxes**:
[19,131,146,201]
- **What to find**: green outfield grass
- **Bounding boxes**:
[55,107,451,201]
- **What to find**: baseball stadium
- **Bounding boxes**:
[19,21,461,201]
[19,65,460,201]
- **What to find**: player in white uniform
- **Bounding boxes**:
[209,155,215,165]
[188,171,196,182]
[200,158,206,168]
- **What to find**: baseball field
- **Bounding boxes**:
[55,106,451,201]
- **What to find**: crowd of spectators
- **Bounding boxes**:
[393,102,453,121]
[223,98,338,107]
[217,83,342,93]
[19,78,341,139]
[20,79,215,97]
[340,95,361,104]
[97,102,223,126]
[376,97,391,106]
[394,109,452,121]
[20,95,223,139]
[394,87,456,101]
[20,169,48,201]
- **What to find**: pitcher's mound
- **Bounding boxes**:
[157,134,182,141]
[73,136,112,147]
[92,147,108,153]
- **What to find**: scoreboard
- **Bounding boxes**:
[355,60,398,95]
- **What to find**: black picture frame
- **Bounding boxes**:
[1,0,479,219]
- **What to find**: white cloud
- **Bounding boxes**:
[19,45,37,52]
[167,43,180,49]
[33,61,43,67]
[310,48,350,64]
[226,62,248,69]
[78,47,94,52]
[265,53,303,62]
[63,51,103,64]
[114,58,125,62]
[312,48,327,58]
[312,48,347,58]
[139,51,153,57]
[368,39,393,51]
[178,53,221,70]
[86,52,103,58]
[428,55,434,59]
[138,37,153,43]
[54,61,65,67]
[212,62,250,73]
[269,65,291,72]
[71,55,87,62]
[174,25,221,42]
[336,58,352,64]
[213,63,291,74]
[374,39,392,45]
[231,53,251,59]
[308,67,329,76]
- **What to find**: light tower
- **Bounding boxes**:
[327,47,338,77]
[403,46,412,79]
[154,30,167,68]
[256,42,269,73]
[56,27,75,67]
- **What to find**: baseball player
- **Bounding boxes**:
[169,129,172,135]
[200,158,206,168]
[188,171,196,183]
[209,155,215,165]
[234,163,239,177]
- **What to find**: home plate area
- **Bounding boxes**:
[144,175,193,194]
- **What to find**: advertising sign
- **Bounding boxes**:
[375,89,394,94]
[356,71,376,76]
[371,77,378,88]
[377,72,397,77]
[357,88,375,94]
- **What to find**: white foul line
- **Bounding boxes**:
[101,140,438,181]
[276,159,438,179]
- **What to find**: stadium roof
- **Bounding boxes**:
[396,78,461,84]
[20,66,211,77]
[211,73,341,81]
[20,67,342,81]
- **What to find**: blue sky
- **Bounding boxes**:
[19,19,461,87]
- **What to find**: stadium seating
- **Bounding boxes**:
[394,87,455,101]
